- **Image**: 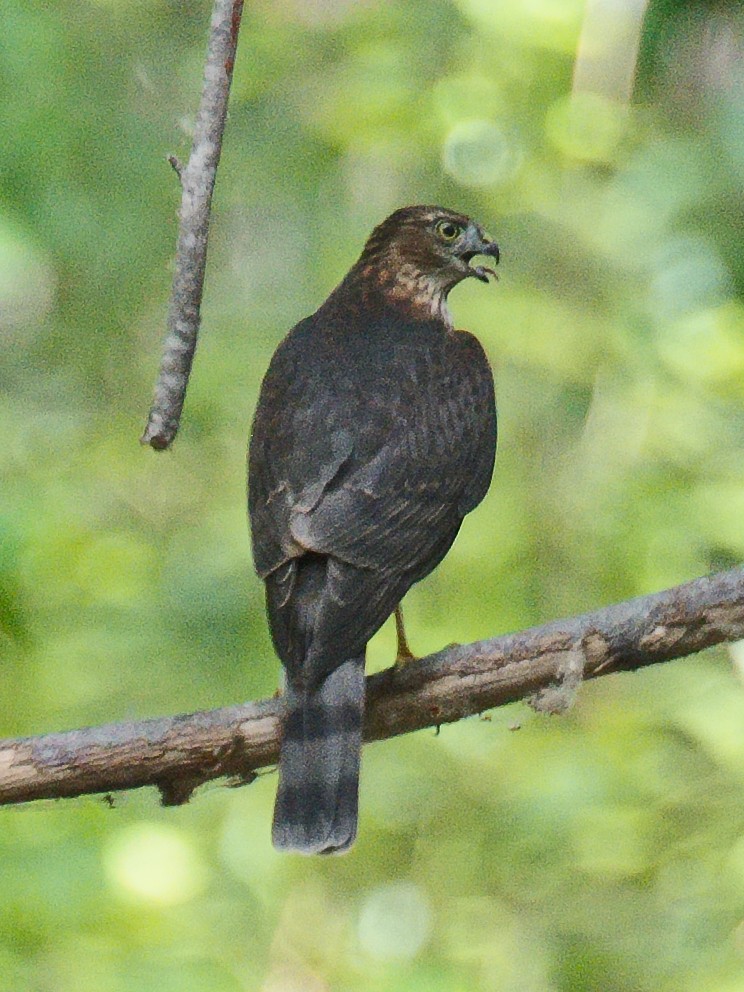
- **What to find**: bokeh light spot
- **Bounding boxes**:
[104,823,206,905]
[545,92,628,163]
[443,120,522,187]
[649,236,733,323]
[432,74,504,127]
[358,882,432,961]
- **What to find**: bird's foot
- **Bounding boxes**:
[394,644,417,667]
[393,604,417,667]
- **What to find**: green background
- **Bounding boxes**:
[2,0,744,989]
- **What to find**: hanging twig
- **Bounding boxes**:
[1,567,742,808]
[141,0,244,450]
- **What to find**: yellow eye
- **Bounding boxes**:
[436,219,462,241]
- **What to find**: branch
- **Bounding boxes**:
[2,567,743,808]
[141,0,244,451]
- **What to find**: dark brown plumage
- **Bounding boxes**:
[248,205,499,853]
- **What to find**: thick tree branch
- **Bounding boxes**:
[141,0,244,451]
[1,567,742,808]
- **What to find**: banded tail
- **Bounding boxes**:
[272,655,365,854]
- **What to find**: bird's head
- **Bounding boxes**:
[349,205,500,324]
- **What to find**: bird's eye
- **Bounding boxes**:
[436,220,462,241]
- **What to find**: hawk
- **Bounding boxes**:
[249,205,499,853]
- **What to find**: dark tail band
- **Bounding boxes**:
[272,655,365,855]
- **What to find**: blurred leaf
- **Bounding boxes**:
[2,1,744,989]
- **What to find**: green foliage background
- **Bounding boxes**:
[2,0,744,989]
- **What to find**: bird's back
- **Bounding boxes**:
[247,204,499,853]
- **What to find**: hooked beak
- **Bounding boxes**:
[457,227,500,284]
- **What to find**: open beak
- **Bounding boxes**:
[458,229,500,284]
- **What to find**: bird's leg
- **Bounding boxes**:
[394,604,416,665]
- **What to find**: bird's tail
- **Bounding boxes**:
[272,655,365,854]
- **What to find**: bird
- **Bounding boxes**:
[248,205,499,854]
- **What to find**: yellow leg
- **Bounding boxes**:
[394,604,416,665]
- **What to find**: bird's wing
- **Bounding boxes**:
[450,330,498,516]
[255,322,495,580]
[249,318,357,578]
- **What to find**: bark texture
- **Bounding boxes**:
[1,567,742,808]
[141,0,244,450]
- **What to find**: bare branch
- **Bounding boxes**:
[1,567,742,808]
[141,0,244,451]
